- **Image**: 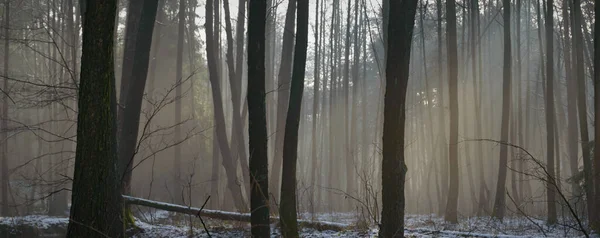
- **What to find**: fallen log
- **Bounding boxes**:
[122,195,348,232]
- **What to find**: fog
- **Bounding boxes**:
[0,0,597,235]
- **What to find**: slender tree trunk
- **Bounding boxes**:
[544,0,558,224]
[572,0,594,220]
[379,0,418,236]
[280,1,308,235]
[146,0,166,114]
[309,0,320,216]
[172,0,186,204]
[1,0,10,217]
[247,0,270,235]
[342,0,354,203]
[116,0,160,225]
[270,1,297,203]
[444,0,459,224]
[223,0,250,193]
[66,1,124,236]
[435,0,448,215]
[592,0,600,230]
[205,0,247,211]
[492,0,512,221]
[562,0,580,198]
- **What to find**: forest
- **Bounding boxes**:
[0,0,600,237]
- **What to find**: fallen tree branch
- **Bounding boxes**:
[122,195,348,231]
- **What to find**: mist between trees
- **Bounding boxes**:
[1,0,600,237]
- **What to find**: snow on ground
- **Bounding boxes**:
[0,213,590,237]
[0,215,68,229]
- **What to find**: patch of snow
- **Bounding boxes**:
[0,215,68,229]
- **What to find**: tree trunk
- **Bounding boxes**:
[435,0,448,215]
[544,0,558,224]
[592,0,600,230]
[223,0,250,192]
[205,0,247,211]
[270,0,297,203]
[379,0,418,236]
[116,0,160,226]
[444,0,459,224]
[66,1,124,237]
[492,0,512,221]
[309,0,320,216]
[572,0,594,220]
[1,0,10,217]
[279,0,308,235]
[561,0,580,198]
[247,0,270,236]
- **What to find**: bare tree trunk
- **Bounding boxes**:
[309,0,320,216]
[66,1,123,236]
[379,0,418,236]
[342,0,354,204]
[247,0,270,234]
[561,0,580,199]
[572,0,594,220]
[223,0,250,193]
[444,0,459,224]
[205,0,246,211]
[279,1,309,235]
[435,0,448,215]
[592,0,600,230]
[492,0,512,221]
[270,1,297,203]
[116,0,160,226]
[1,0,10,217]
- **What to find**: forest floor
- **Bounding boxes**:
[0,211,590,237]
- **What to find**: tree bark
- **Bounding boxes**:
[544,0,557,224]
[593,0,600,230]
[247,0,270,236]
[66,1,124,237]
[117,0,160,198]
[223,0,250,192]
[379,0,418,236]
[279,0,308,236]
[1,0,10,218]
[444,0,459,224]
[492,0,512,221]
[309,0,320,216]
[572,0,594,220]
[205,0,247,211]
[270,0,296,203]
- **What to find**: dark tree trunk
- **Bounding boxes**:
[205,0,247,211]
[146,0,166,113]
[223,0,250,192]
[66,1,124,237]
[379,0,417,237]
[589,2,600,231]
[572,0,594,220]
[343,0,353,202]
[247,0,269,236]
[544,0,557,224]
[309,0,320,216]
[593,0,600,230]
[444,0,459,224]
[492,0,512,221]
[1,0,9,217]
[270,1,296,203]
[172,0,186,205]
[117,0,160,197]
[116,0,160,226]
[279,0,308,236]
[562,0,580,198]
[435,0,448,215]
